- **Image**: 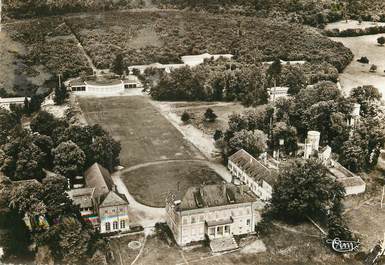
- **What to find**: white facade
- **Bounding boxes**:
[0,97,30,110]
[228,160,272,201]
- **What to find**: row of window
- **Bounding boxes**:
[124,84,137,89]
[104,207,126,214]
[71,86,86,91]
[105,220,126,231]
[182,208,251,225]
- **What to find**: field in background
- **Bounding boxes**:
[331,34,385,97]
[78,96,204,167]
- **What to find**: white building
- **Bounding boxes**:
[228,149,279,202]
[166,183,262,251]
[0,97,30,110]
[68,163,130,234]
[268,86,289,102]
[300,130,366,196]
[68,75,142,95]
[128,53,234,74]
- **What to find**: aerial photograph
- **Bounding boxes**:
[1,0,385,264]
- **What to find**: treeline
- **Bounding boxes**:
[146,59,339,104]
[0,109,121,184]
[3,0,138,19]
[325,25,385,37]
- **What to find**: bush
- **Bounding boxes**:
[357,56,369,64]
[181,111,191,123]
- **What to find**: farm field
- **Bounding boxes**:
[331,34,385,97]
[65,10,353,71]
[78,96,204,168]
[121,160,222,207]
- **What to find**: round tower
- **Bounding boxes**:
[307,131,321,151]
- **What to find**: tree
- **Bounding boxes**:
[267,58,282,88]
[350,85,382,116]
[30,111,60,137]
[52,141,85,181]
[90,135,121,171]
[0,108,20,145]
[377,36,385,46]
[370,64,377,72]
[228,129,267,158]
[204,108,217,122]
[181,111,191,123]
[327,214,353,241]
[270,159,345,222]
[339,133,367,173]
[213,130,223,141]
[272,122,298,155]
[285,66,307,95]
[111,53,126,76]
[54,83,68,105]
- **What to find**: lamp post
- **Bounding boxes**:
[278,138,284,160]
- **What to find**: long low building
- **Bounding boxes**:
[68,75,142,95]
[228,149,279,202]
[128,53,233,74]
[0,97,30,110]
[166,183,263,251]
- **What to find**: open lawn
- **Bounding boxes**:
[121,161,222,207]
[331,34,385,97]
[171,102,249,135]
[78,96,204,168]
[113,223,361,265]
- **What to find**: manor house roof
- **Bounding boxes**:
[228,149,279,185]
[170,183,257,211]
[84,163,114,198]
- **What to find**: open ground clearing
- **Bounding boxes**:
[170,101,248,135]
[78,96,204,168]
[325,20,385,31]
[78,96,226,207]
[121,160,223,207]
[331,34,385,97]
[111,224,359,265]
[343,169,385,251]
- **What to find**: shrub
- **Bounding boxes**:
[181,111,191,123]
[357,56,369,64]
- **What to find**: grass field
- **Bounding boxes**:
[78,96,204,168]
[330,34,385,97]
[121,161,222,207]
[171,102,248,135]
[111,223,361,265]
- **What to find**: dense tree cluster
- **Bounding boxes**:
[266,159,353,240]
[0,173,107,264]
[0,110,121,183]
[149,62,269,106]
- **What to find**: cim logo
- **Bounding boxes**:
[326,238,360,253]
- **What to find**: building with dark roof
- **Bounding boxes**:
[228,149,279,201]
[166,183,263,250]
[70,163,130,234]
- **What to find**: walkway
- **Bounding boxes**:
[112,170,165,228]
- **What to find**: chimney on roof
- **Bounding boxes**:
[112,184,117,192]
[222,182,227,197]
[240,185,244,195]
